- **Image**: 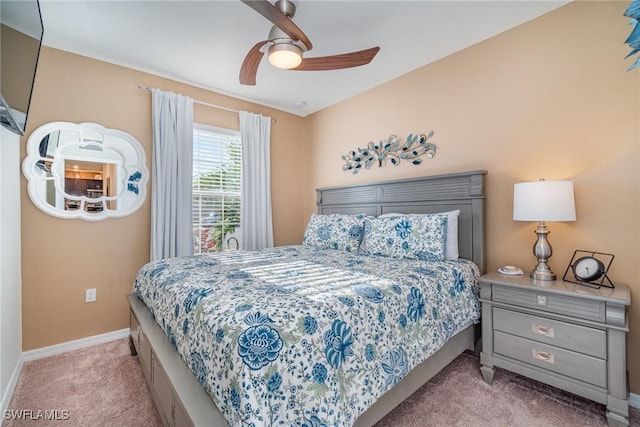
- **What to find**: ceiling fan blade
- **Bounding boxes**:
[294,47,380,71]
[241,0,312,51]
[240,40,269,85]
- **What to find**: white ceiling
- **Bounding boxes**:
[35,0,568,117]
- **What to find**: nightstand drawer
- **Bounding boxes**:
[494,331,606,388]
[492,285,606,322]
[493,307,606,358]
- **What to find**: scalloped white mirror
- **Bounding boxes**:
[23,122,149,221]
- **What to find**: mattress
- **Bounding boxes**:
[133,245,481,426]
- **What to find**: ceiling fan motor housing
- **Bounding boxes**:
[275,0,296,17]
[268,25,295,44]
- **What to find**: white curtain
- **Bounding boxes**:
[150,89,194,261]
[239,111,273,250]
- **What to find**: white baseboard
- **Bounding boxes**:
[22,328,130,362]
[630,392,640,409]
[1,353,24,416]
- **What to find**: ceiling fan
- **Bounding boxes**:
[239,0,380,85]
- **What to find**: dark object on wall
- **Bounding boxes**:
[0,0,43,136]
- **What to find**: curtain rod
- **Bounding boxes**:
[137,84,276,123]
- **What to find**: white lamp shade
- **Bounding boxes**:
[513,180,576,222]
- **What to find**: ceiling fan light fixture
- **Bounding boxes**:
[239,0,379,85]
[268,43,302,69]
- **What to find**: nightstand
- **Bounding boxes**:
[479,272,631,426]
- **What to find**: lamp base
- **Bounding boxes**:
[530,269,556,281]
[530,221,556,281]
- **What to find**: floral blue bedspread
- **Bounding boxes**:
[133,245,481,426]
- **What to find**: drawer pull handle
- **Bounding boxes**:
[532,324,555,338]
[532,349,555,364]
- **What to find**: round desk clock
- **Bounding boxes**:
[572,256,606,282]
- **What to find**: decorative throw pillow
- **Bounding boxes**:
[362,214,448,261]
[302,213,368,252]
[377,210,460,259]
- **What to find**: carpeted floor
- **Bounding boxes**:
[376,351,640,427]
[3,338,639,426]
[3,339,162,427]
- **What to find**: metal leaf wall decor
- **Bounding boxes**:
[341,132,436,174]
[625,0,640,70]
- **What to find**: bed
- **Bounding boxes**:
[127,169,487,427]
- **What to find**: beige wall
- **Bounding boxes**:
[21,47,304,350]
[303,1,640,393]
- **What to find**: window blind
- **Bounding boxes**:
[192,125,241,254]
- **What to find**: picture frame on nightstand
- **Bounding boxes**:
[563,249,615,289]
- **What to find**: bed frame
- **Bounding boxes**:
[127,169,487,427]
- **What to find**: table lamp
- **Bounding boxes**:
[513,179,576,281]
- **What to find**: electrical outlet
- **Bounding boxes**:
[85,288,96,303]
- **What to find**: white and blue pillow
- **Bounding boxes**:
[361,214,448,261]
[378,210,460,259]
[302,213,368,252]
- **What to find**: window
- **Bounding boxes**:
[192,125,241,254]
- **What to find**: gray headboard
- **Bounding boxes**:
[315,170,487,273]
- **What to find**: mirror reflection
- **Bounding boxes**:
[23,122,148,221]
